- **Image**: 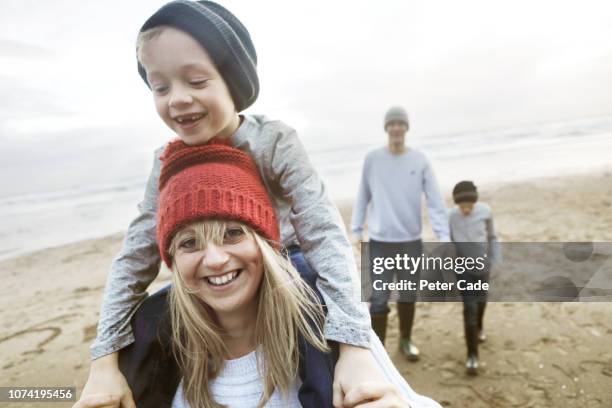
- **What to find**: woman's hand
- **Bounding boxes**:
[343,381,411,408]
[73,352,135,408]
[333,344,386,407]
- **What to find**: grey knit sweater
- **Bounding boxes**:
[351,147,450,242]
[90,115,370,359]
[449,202,502,263]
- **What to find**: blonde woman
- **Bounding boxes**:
[75,140,440,408]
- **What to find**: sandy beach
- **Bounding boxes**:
[1,170,612,408]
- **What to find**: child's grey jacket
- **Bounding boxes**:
[91,115,370,359]
[449,202,502,264]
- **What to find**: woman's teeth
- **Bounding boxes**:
[206,270,240,286]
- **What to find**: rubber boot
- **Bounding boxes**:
[370,313,388,345]
[397,303,420,361]
[464,321,479,375]
[466,354,479,376]
[477,301,487,343]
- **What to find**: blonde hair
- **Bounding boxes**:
[135,26,167,64]
[168,220,328,408]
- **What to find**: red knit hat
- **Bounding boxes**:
[157,138,279,267]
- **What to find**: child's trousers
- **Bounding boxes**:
[459,270,489,356]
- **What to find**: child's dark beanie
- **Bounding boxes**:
[453,181,478,203]
[137,0,259,112]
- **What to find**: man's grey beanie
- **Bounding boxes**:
[137,0,259,112]
[384,106,409,129]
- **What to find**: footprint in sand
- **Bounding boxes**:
[61,250,99,264]
[503,339,516,350]
[0,326,62,360]
[602,360,612,377]
[83,324,97,343]
[72,285,104,298]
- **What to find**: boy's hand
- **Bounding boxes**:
[74,352,135,408]
[333,344,385,408]
[343,381,411,408]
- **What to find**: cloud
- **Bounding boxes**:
[1,0,612,146]
[0,75,75,139]
[0,37,55,60]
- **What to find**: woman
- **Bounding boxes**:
[75,140,440,407]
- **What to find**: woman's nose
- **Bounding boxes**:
[201,244,229,270]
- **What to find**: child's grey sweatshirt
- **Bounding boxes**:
[449,202,502,263]
[90,115,370,359]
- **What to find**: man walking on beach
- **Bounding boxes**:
[351,106,450,360]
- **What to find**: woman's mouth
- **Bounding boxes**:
[205,269,241,287]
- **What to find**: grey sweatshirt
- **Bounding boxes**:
[351,147,450,242]
[449,202,502,263]
[91,115,370,359]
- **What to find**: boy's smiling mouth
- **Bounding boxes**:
[173,112,207,126]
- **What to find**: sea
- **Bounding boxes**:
[1,115,611,261]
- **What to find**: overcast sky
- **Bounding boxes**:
[1,0,612,150]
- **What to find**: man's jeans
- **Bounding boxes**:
[369,239,423,314]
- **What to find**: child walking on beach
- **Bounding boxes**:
[79,1,384,406]
[449,181,501,375]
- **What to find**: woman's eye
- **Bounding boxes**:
[179,238,196,250]
[224,228,244,243]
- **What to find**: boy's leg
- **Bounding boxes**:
[460,272,483,375]
[287,245,319,293]
[462,301,479,357]
[477,268,490,342]
[118,284,181,406]
[463,300,480,375]
[286,245,342,406]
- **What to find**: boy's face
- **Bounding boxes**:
[139,27,239,145]
[458,202,475,216]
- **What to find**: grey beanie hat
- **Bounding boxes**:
[137,0,259,112]
[384,106,409,129]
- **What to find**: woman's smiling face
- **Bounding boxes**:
[172,222,264,318]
